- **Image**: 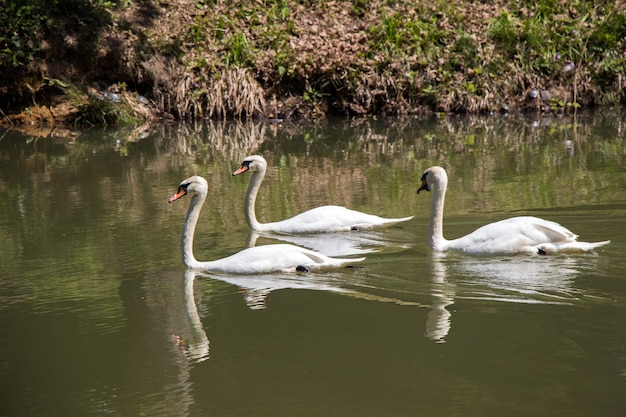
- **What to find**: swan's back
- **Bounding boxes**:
[264,205,413,234]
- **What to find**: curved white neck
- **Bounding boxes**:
[182,192,206,269]
[429,181,448,251]
[243,168,269,232]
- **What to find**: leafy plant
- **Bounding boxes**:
[225,32,251,67]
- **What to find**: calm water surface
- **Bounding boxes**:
[1,112,625,417]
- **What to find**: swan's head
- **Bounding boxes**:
[417,166,448,194]
[168,176,208,203]
[232,155,267,176]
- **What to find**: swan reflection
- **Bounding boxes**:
[145,269,210,363]
[168,252,594,352]
[425,252,596,342]
[198,269,353,310]
[453,255,587,303]
[175,270,210,361]
[245,230,409,257]
[140,270,210,417]
[425,255,455,343]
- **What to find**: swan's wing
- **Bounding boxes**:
[269,206,412,233]
[268,244,365,271]
[530,217,578,241]
[204,244,365,274]
[450,216,580,254]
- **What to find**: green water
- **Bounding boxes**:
[0,112,625,417]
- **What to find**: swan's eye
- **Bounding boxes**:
[178,182,195,195]
[420,172,428,182]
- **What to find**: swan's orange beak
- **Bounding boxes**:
[232,165,249,176]
[168,188,187,204]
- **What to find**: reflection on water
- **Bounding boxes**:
[426,256,455,343]
[144,269,210,363]
[437,253,593,304]
[198,270,351,310]
[423,251,607,343]
[141,269,209,417]
[198,266,426,311]
[454,255,589,303]
[176,271,210,362]
[246,230,410,257]
[1,111,625,417]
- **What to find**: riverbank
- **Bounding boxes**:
[1,0,625,126]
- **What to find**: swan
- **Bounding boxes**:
[232,155,413,234]
[416,166,610,255]
[168,175,365,274]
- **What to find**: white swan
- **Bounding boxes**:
[169,176,365,274]
[232,155,413,234]
[416,166,610,255]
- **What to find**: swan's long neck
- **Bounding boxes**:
[244,169,268,232]
[429,181,448,251]
[181,191,206,269]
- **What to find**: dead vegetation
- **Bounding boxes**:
[1,0,625,125]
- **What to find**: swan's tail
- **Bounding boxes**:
[572,240,611,252]
[545,240,611,254]
[307,256,366,271]
[379,216,414,227]
[326,256,366,268]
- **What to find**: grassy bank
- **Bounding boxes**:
[1,0,625,124]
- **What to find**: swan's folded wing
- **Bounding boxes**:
[206,244,365,274]
[448,216,579,254]
[477,216,577,243]
[272,206,412,234]
[297,247,366,266]
[526,217,578,242]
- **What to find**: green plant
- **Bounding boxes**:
[43,77,68,89]
[486,12,519,53]
[225,32,251,67]
[0,0,47,68]
[0,0,113,71]
[303,84,323,102]
[75,96,120,126]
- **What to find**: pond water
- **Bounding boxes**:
[1,111,625,417]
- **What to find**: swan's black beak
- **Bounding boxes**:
[168,186,187,203]
[417,172,430,194]
[416,182,429,194]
